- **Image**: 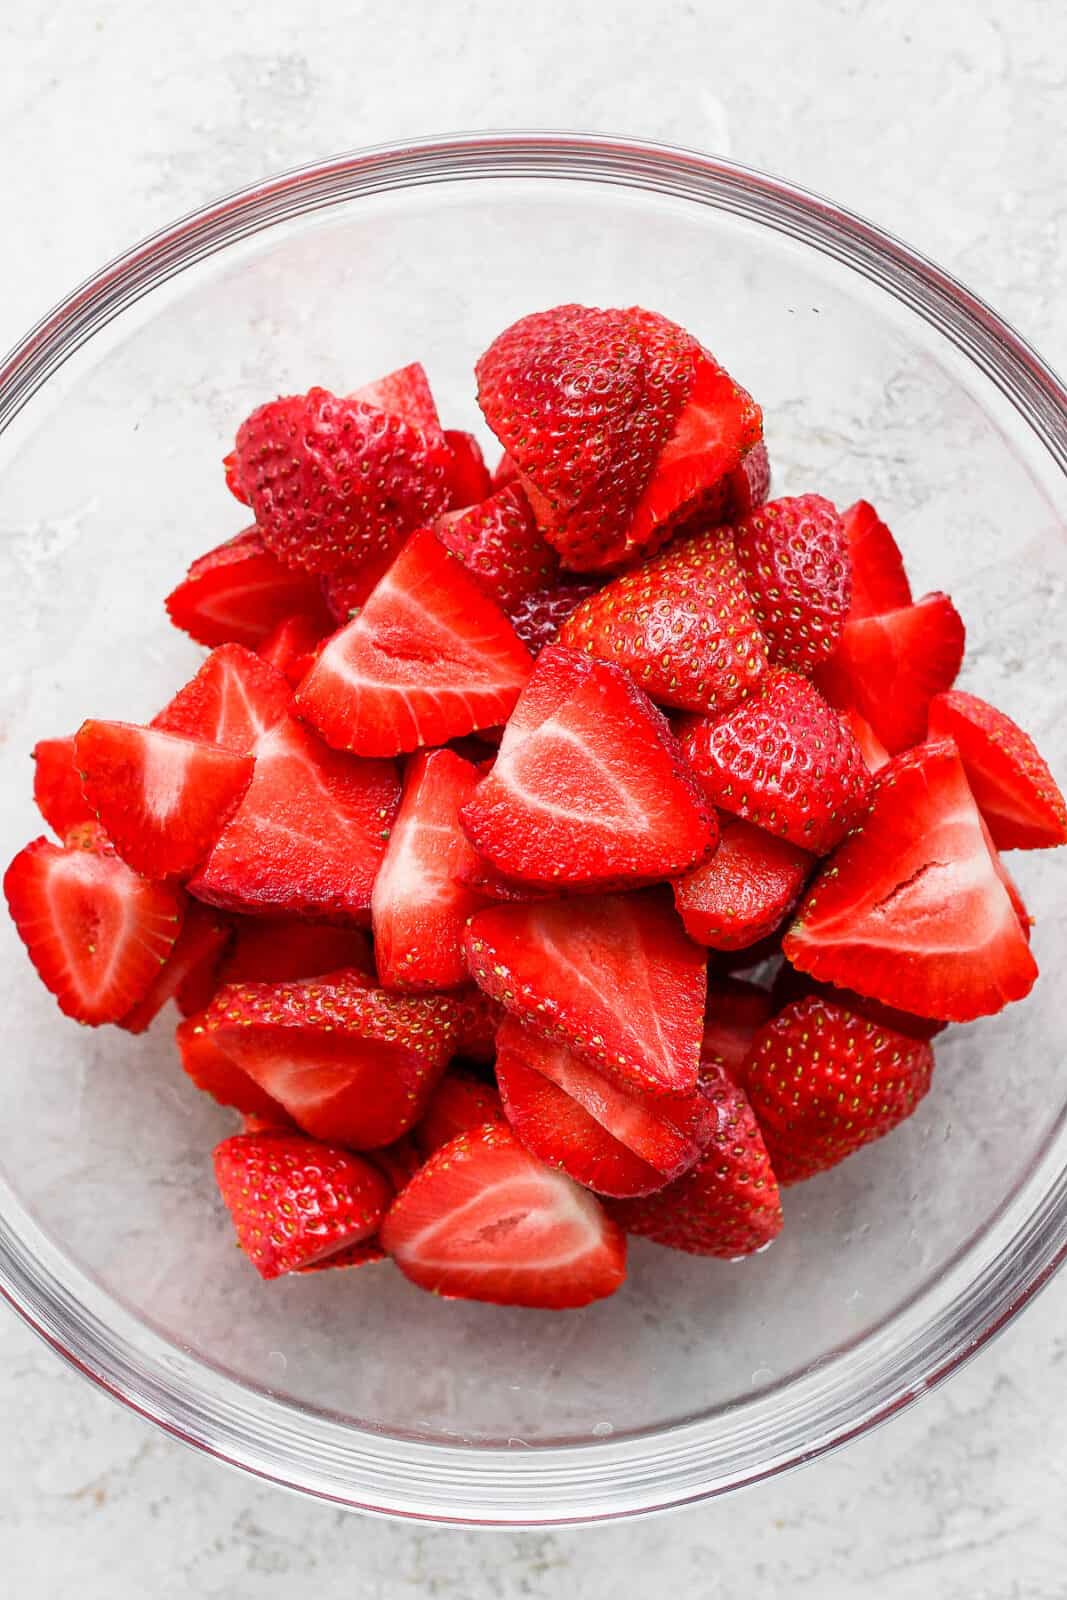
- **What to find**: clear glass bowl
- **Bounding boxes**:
[1,133,1065,1526]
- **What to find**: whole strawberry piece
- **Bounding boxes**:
[926,689,1067,850]
[434,484,559,611]
[674,816,812,950]
[732,494,851,673]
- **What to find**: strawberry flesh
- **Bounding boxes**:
[257,613,327,686]
[415,1067,505,1155]
[219,917,374,989]
[152,643,292,753]
[701,978,774,1081]
[165,528,334,648]
[840,500,912,619]
[349,361,445,449]
[443,429,492,508]
[32,736,93,838]
[120,902,230,1034]
[674,816,812,950]
[926,689,1067,850]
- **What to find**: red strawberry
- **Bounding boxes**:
[443,429,492,508]
[491,451,520,490]
[770,963,946,1045]
[297,1240,386,1274]
[745,996,935,1183]
[461,649,716,889]
[434,484,559,611]
[732,494,850,673]
[321,546,400,623]
[840,500,912,619]
[257,613,326,686]
[722,438,771,518]
[815,592,965,754]
[450,985,504,1064]
[295,528,533,757]
[152,643,292,753]
[680,670,872,854]
[230,388,451,575]
[74,721,254,880]
[464,891,706,1097]
[176,1015,290,1120]
[165,528,334,648]
[120,902,230,1034]
[608,1064,782,1256]
[31,736,92,838]
[926,689,1067,850]
[219,917,374,989]
[349,361,445,449]
[369,1134,424,1193]
[558,524,768,714]
[452,853,549,903]
[840,707,890,773]
[701,979,773,1080]
[674,816,812,950]
[189,715,399,923]
[508,580,602,656]
[5,831,184,1024]
[783,739,1038,1021]
[415,1067,505,1155]
[214,1130,391,1279]
[379,1123,627,1308]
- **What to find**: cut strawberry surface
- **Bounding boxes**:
[219,918,374,989]
[450,985,505,1064]
[926,689,1067,850]
[176,1015,291,1120]
[153,643,292,753]
[166,528,334,648]
[508,580,602,656]
[674,816,812,950]
[722,438,771,519]
[31,735,92,838]
[120,902,231,1034]
[443,429,492,508]
[295,527,533,757]
[257,613,326,686]
[415,1067,505,1155]
[74,721,254,880]
[732,494,850,674]
[380,1123,627,1309]
[435,484,559,611]
[701,978,773,1080]
[350,361,445,449]
[465,891,707,1097]
[840,707,890,774]
[491,451,520,490]
[783,739,1038,1021]
[840,500,912,619]
[189,715,399,923]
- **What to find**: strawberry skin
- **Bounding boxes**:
[443,429,492,508]
[732,494,851,673]
[508,580,602,656]
[152,643,292,753]
[379,1123,627,1308]
[840,500,912,619]
[674,816,812,950]
[450,985,505,1064]
[32,736,93,838]
[926,689,1067,850]
[723,438,771,519]
[176,1015,292,1121]
[349,361,444,448]
[434,484,560,611]
[415,1067,505,1155]
[166,528,334,649]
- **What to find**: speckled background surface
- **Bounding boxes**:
[1,2,1065,1594]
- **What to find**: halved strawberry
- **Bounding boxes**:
[443,429,491,508]
[379,1123,627,1308]
[460,649,716,889]
[350,361,445,449]
[219,917,374,989]
[783,739,1038,1021]
[451,984,504,1064]
[189,716,399,923]
[926,689,1067,850]
[558,524,768,714]
[680,670,872,854]
[152,643,292,753]
[74,721,254,880]
[295,527,533,757]
[214,1129,391,1279]
[120,902,231,1034]
[415,1067,505,1155]
[5,831,184,1024]
[701,978,773,1080]
[508,580,602,656]
[464,891,706,1097]
[176,1014,290,1120]
[815,592,965,754]
[31,736,92,838]
[732,494,850,674]
[434,484,559,611]
[257,613,327,686]
[372,748,486,990]
[165,528,334,648]
[840,500,912,619]
[674,816,812,950]
[840,707,890,773]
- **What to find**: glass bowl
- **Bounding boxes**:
[1,133,1065,1527]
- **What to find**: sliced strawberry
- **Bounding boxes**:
[450,984,504,1064]
[321,546,401,623]
[5,832,184,1024]
[369,1134,424,1192]
[214,1129,391,1279]
[815,592,965,754]
[152,643,292,753]
[120,902,231,1034]
[674,816,812,950]
[189,716,399,923]
[461,649,716,889]
[415,1067,505,1155]
[840,707,890,773]
[257,613,326,686]
[680,670,872,854]
[783,739,1038,1021]
[464,891,706,1097]
[219,917,374,988]
[443,429,491,508]
[508,580,602,656]
[840,500,912,619]
[434,484,559,611]
[701,978,773,1080]
[372,749,486,990]
[732,494,850,673]
[31,736,92,838]
[380,1123,627,1308]
[165,528,334,648]
[176,1014,291,1120]
[295,527,533,757]
[926,689,1067,850]
[490,451,520,490]
[558,523,768,714]
[350,361,445,448]
[74,720,254,880]
[608,1063,782,1256]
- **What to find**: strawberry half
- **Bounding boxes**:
[31,736,92,838]
[415,1067,505,1155]
[434,484,559,611]
[701,978,773,1080]
[379,1123,627,1308]
[295,527,533,757]
[732,494,850,673]
[783,739,1038,1021]
[680,669,872,854]
[120,902,230,1034]
[840,500,912,619]
[443,429,491,508]
[75,721,254,880]
[165,528,334,648]
[674,816,812,950]
[152,643,292,753]
[508,580,602,656]
[491,451,520,490]
[219,917,374,989]
[926,689,1067,850]
[464,891,707,1097]
[176,1014,290,1121]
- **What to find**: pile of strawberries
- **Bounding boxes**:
[6,304,1064,1310]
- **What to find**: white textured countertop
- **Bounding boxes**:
[2,2,1065,1593]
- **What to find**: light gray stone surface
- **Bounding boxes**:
[1,0,1064,1593]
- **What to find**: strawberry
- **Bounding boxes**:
[349,361,445,449]
[464,891,706,1097]
[840,707,890,773]
[732,494,850,673]
[120,902,230,1034]
[297,1240,386,1274]
[434,484,559,611]
[372,749,486,990]
[745,996,935,1183]
[176,1015,290,1121]
[295,527,533,757]
[443,429,491,508]
[608,1064,782,1256]
[31,736,92,838]
[257,613,327,686]
[74,720,254,880]
[450,985,505,1064]
[815,592,965,754]
[495,1017,715,1198]
[214,1129,391,1279]
[195,973,461,1148]
[701,978,773,1080]
[230,388,450,575]
[680,670,872,854]
[152,643,292,753]
[783,739,1038,1021]
[722,438,771,519]
[219,918,374,989]
[490,451,520,490]
[5,830,184,1024]
[558,524,768,714]
[926,689,1067,850]
[452,853,549,903]
[379,1123,627,1308]
[674,816,812,950]
[476,304,761,571]
[189,715,399,923]
[165,528,334,648]
[840,500,911,619]
[369,1135,424,1193]
[460,649,716,889]
[770,963,946,1045]
[321,547,400,623]
[508,580,602,656]
[415,1067,505,1155]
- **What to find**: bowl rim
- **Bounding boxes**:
[1,130,1065,1526]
